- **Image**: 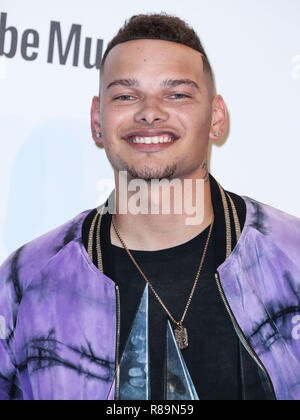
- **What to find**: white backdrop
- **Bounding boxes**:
[0,0,299,262]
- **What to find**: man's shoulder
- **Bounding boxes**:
[0,209,91,291]
[242,196,300,248]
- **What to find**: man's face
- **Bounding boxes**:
[96,39,216,181]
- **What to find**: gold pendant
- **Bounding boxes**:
[174,324,188,350]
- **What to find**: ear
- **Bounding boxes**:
[90,96,104,148]
[209,95,227,141]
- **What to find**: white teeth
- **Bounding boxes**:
[133,137,145,143]
[131,136,173,144]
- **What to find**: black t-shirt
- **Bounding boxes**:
[83,210,244,400]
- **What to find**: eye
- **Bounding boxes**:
[169,93,191,100]
[113,95,136,101]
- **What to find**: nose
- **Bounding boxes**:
[134,98,169,125]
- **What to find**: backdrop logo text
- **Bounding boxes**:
[0,12,103,69]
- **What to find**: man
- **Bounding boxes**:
[0,13,299,401]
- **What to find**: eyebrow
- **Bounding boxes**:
[161,79,200,90]
[106,79,139,90]
[106,78,200,90]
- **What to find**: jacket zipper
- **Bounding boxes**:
[115,284,121,400]
[215,272,277,400]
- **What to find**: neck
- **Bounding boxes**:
[110,171,214,251]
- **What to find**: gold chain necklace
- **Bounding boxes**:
[111,215,214,350]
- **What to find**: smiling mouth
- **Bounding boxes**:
[124,129,180,144]
[127,134,176,144]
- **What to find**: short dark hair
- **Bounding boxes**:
[100,13,214,89]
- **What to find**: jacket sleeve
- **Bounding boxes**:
[0,251,23,400]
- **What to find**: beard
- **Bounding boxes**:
[108,153,178,181]
[124,163,177,181]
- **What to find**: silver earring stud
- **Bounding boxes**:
[214,131,219,137]
[96,132,102,139]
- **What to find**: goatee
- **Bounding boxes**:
[124,164,177,181]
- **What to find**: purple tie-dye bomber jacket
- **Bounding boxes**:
[0,184,300,400]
